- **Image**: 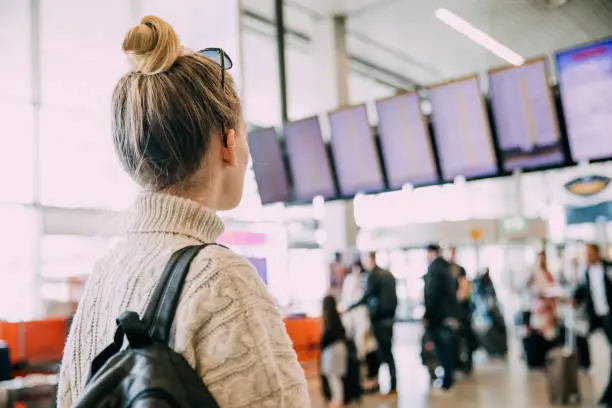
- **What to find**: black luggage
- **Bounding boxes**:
[455,328,474,374]
[321,339,363,404]
[0,342,11,381]
[420,332,437,381]
[576,335,590,370]
[477,325,508,358]
[524,330,552,369]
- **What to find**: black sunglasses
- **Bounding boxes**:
[199,48,234,147]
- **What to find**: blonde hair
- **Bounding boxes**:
[112,15,241,190]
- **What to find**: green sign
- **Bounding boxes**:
[501,216,527,234]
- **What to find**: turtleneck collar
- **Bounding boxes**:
[127,192,225,243]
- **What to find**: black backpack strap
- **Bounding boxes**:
[88,311,152,381]
[142,244,220,344]
[88,244,221,381]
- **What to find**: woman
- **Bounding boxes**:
[339,260,378,390]
[320,296,348,408]
[522,250,562,369]
[528,251,561,341]
[57,16,309,407]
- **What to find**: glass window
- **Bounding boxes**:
[39,235,115,303]
[39,107,138,209]
[0,205,39,321]
[242,31,281,126]
[40,0,130,113]
[521,172,549,218]
[349,73,395,123]
[465,178,508,219]
[404,249,427,300]
[287,46,319,121]
[0,1,31,99]
[40,235,111,280]
[285,248,327,315]
[0,99,35,203]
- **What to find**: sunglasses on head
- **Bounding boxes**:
[198,48,234,147]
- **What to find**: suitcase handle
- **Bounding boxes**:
[564,307,575,352]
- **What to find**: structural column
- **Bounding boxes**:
[312,15,359,262]
[30,0,44,318]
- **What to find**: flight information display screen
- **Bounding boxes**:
[247,127,292,204]
[284,117,336,202]
[247,257,268,284]
[489,59,564,171]
[328,105,385,196]
[428,76,497,181]
[376,92,438,188]
[556,38,612,162]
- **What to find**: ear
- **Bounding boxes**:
[222,129,236,167]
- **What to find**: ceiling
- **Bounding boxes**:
[242,0,612,86]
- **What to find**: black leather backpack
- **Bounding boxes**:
[73,244,221,407]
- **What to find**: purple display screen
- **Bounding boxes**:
[556,38,612,162]
[328,105,385,196]
[284,117,336,202]
[490,60,564,171]
[247,257,268,284]
[248,128,291,204]
[428,77,497,181]
[376,93,438,188]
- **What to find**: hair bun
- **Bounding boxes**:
[123,15,182,75]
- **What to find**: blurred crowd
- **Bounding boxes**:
[320,243,612,407]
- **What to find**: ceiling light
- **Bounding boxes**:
[435,8,525,66]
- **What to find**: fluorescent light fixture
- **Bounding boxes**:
[435,8,525,66]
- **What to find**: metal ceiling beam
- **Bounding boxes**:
[241,9,421,91]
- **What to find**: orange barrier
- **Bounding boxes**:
[0,317,69,368]
[283,316,322,376]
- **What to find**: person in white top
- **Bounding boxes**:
[57,15,309,407]
[574,243,612,406]
[339,260,378,389]
[526,250,561,340]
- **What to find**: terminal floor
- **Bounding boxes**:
[309,323,610,408]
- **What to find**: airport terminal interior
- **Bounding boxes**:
[1,0,612,406]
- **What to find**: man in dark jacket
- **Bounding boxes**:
[348,251,398,394]
[574,243,612,406]
[424,244,460,394]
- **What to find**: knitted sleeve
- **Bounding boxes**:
[57,355,72,408]
[172,253,310,408]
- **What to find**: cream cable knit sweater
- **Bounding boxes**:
[57,193,310,407]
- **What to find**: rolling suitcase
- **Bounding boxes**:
[321,339,363,404]
[545,310,581,405]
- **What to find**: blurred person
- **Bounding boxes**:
[448,247,469,302]
[339,260,378,389]
[527,250,561,341]
[574,243,612,406]
[57,16,309,407]
[321,296,348,408]
[346,251,398,395]
[423,244,459,395]
[521,250,561,369]
[448,247,475,373]
[472,267,508,358]
[330,252,348,299]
